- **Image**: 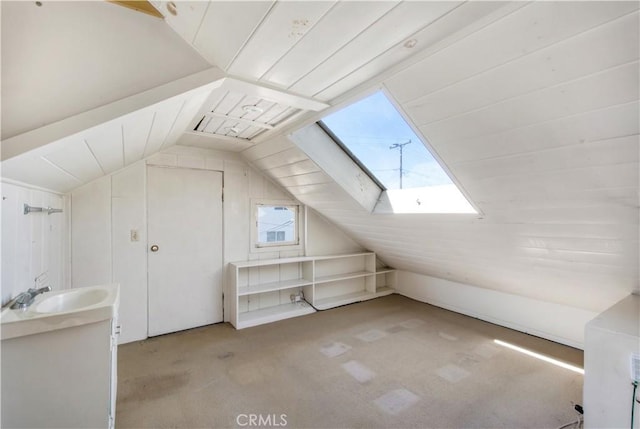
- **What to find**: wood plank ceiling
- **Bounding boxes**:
[1,89,211,192]
[150,0,510,100]
[241,1,640,313]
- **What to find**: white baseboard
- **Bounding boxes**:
[395,270,596,349]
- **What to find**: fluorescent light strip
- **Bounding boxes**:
[494,339,585,375]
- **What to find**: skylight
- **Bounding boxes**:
[322,91,451,190]
[319,91,476,214]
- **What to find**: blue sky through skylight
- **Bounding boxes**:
[321,91,453,190]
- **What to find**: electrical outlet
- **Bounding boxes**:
[632,353,640,382]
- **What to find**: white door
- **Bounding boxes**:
[147,166,223,336]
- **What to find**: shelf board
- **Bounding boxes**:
[312,252,374,262]
[232,257,311,268]
[376,268,396,275]
[375,286,395,297]
[236,302,315,329]
[230,252,374,268]
[314,291,376,310]
[314,271,374,285]
[238,278,313,296]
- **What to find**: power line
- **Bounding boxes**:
[389,140,411,189]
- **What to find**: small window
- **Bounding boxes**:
[254,202,300,248]
[266,230,286,242]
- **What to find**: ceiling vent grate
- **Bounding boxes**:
[192,90,300,142]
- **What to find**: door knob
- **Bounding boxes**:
[150,245,159,252]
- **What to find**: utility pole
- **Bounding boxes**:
[389,140,411,189]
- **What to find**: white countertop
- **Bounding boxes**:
[1,284,120,340]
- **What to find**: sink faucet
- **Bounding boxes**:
[9,286,52,310]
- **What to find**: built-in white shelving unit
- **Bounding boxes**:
[229,252,396,329]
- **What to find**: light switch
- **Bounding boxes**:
[130,230,139,242]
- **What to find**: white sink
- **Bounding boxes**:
[35,288,109,313]
[1,284,119,340]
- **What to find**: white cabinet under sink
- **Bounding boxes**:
[1,284,119,429]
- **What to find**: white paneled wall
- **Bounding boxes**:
[71,177,112,287]
[70,145,359,343]
[1,182,68,305]
[71,166,145,344]
[306,208,362,256]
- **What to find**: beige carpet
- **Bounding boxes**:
[116,295,583,429]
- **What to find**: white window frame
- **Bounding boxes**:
[251,199,304,252]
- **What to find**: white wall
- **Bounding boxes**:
[584,294,640,429]
[306,208,363,256]
[70,145,360,343]
[70,165,147,344]
[395,270,597,349]
[1,181,68,305]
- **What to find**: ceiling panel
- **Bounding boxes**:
[84,124,124,174]
[156,89,213,152]
[227,1,337,79]
[122,109,155,164]
[314,1,511,102]
[260,1,399,87]
[385,1,639,103]
[1,89,212,192]
[143,98,187,157]
[288,1,462,97]
[1,156,81,192]
[193,1,276,70]
[191,89,302,142]
[439,102,639,164]
[153,1,210,43]
[404,11,640,126]
[419,62,639,144]
[42,141,104,183]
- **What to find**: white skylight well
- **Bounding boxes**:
[319,91,476,214]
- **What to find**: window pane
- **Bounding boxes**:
[321,91,453,190]
[257,205,297,245]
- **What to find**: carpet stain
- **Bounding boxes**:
[218,351,235,360]
[121,371,191,402]
[386,325,407,334]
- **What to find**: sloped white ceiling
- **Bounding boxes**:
[0,0,210,140]
[1,86,213,192]
[242,1,640,313]
[151,0,510,100]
